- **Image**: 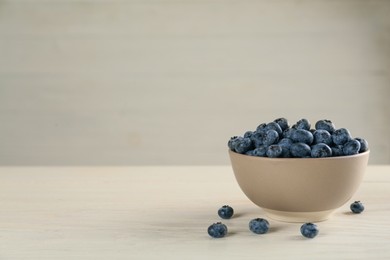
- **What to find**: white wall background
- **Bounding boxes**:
[0,0,389,165]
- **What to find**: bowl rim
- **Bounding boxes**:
[229,149,370,162]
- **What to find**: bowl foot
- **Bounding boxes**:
[263,208,334,223]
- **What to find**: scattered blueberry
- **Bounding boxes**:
[249,218,270,234]
[293,119,311,131]
[218,205,234,219]
[350,201,365,214]
[290,143,311,158]
[332,128,352,145]
[300,223,319,238]
[343,139,361,156]
[208,222,228,238]
[266,144,283,158]
[291,129,314,145]
[315,119,336,133]
[311,143,332,158]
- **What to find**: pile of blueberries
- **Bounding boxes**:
[228,118,368,158]
[208,201,365,239]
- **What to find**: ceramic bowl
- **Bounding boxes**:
[228,150,369,222]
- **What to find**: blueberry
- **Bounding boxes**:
[244,131,254,138]
[208,222,228,238]
[313,129,332,145]
[245,150,254,156]
[228,136,239,151]
[355,138,369,153]
[252,145,268,157]
[350,201,365,214]
[234,137,253,154]
[290,143,311,158]
[249,218,270,234]
[278,138,293,147]
[256,123,267,132]
[266,144,283,158]
[343,139,361,156]
[218,205,234,219]
[277,139,292,158]
[250,132,264,147]
[332,128,352,145]
[300,223,319,238]
[264,122,283,136]
[293,119,311,131]
[311,143,332,158]
[291,129,314,145]
[274,117,290,131]
[315,119,336,133]
[331,145,344,157]
[262,130,279,146]
[282,128,295,139]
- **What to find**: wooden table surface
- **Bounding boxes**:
[1,166,389,259]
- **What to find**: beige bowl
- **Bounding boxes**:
[229,149,369,222]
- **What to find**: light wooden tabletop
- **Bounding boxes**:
[0,166,389,259]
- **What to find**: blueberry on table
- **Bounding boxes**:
[343,139,361,156]
[218,205,234,219]
[311,143,332,158]
[315,119,336,133]
[249,218,270,234]
[208,222,228,238]
[350,201,365,214]
[332,128,352,145]
[300,223,319,238]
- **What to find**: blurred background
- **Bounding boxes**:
[0,0,389,165]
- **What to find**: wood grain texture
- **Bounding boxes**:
[0,0,389,165]
[0,165,389,259]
